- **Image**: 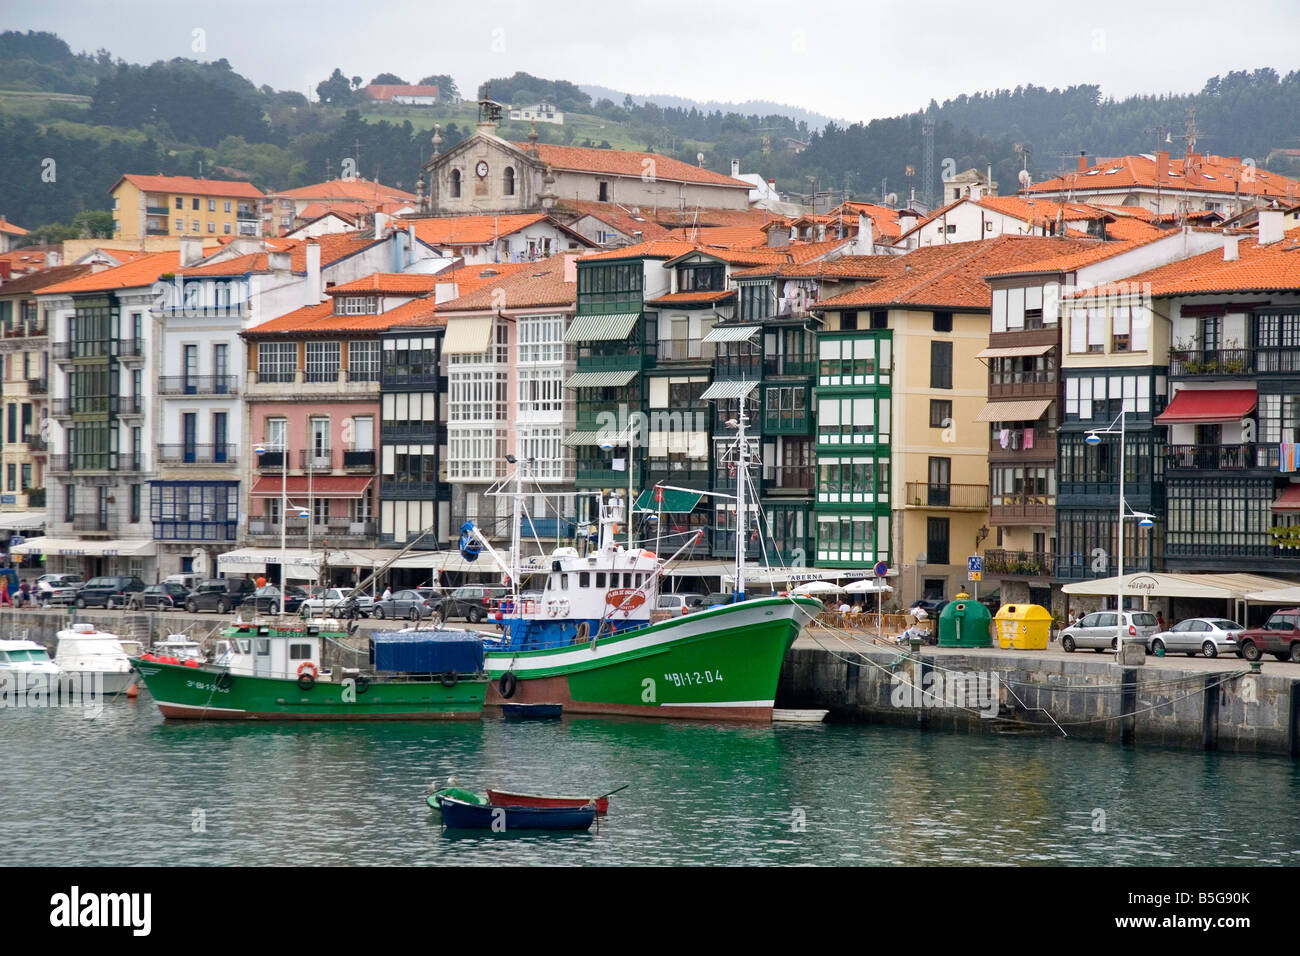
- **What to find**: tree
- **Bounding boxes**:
[351,76,362,90]
[419,74,459,98]
[370,72,408,86]
[316,68,353,105]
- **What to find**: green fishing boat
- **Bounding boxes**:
[132,620,487,720]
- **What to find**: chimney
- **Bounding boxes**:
[0,262,9,284]
[856,213,874,253]
[1077,151,1088,173]
[44,250,62,268]
[408,224,418,265]
[1259,207,1284,245]
[1222,231,1239,261]
[730,159,740,179]
[305,238,322,302]
[815,223,826,241]
[268,250,291,273]
[563,254,578,284]
[1155,150,1169,184]
[375,211,388,236]
[434,281,459,304]
[179,235,203,268]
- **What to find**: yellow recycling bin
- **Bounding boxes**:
[994,603,1053,650]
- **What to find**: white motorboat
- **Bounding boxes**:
[53,622,135,696]
[0,638,64,691]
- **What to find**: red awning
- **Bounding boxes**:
[1155,388,1257,424]
[1272,485,1300,512]
[251,476,372,498]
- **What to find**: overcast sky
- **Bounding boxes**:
[9,0,1300,122]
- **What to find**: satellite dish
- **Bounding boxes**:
[886,192,898,205]
[696,152,704,165]
[1018,169,1032,187]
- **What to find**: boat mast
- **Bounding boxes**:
[733,394,747,603]
[510,457,523,602]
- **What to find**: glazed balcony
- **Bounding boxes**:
[575,349,642,372]
[380,422,442,444]
[378,479,443,499]
[903,482,990,511]
[762,407,813,435]
[1166,443,1277,471]
[246,519,377,545]
[988,372,1057,401]
[989,495,1055,523]
[656,339,714,363]
[762,465,814,495]
[983,549,1055,578]
[343,450,376,470]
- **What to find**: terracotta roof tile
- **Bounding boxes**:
[1030,153,1300,200]
[39,249,217,294]
[0,218,28,236]
[558,200,672,241]
[436,254,576,312]
[0,263,94,295]
[404,214,560,247]
[1081,233,1300,298]
[515,143,750,190]
[271,178,418,203]
[176,233,383,277]
[645,289,737,305]
[326,273,444,295]
[114,174,263,199]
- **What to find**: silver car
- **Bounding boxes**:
[1148,618,1243,659]
[371,589,436,621]
[1060,610,1160,652]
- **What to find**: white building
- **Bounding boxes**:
[508,103,564,125]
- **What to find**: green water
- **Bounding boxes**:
[3,699,1298,865]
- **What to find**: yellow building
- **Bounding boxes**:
[110,174,265,244]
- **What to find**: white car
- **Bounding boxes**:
[1060,610,1160,652]
[298,588,374,618]
[1148,618,1243,659]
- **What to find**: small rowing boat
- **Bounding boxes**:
[434,794,596,831]
[486,788,611,815]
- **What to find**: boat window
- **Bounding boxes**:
[560,574,569,591]
[238,640,251,654]
[0,651,8,664]
[624,573,634,588]
[595,572,606,587]
[289,643,312,660]
[579,572,590,587]
[256,639,271,655]
[549,573,558,591]
[634,573,643,587]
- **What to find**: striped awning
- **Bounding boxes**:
[565,369,638,389]
[974,399,1052,423]
[564,312,640,342]
[442,315,494,354]
[699,380,758,400]
[975,344,1054,359]
[561,430,634,447]
[702,324,761,343]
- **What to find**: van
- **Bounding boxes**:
[1060,610,1159,652]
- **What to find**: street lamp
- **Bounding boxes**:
[255,441,309,615]
[1084,410,1156,653]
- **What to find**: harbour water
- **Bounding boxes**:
[4,700,1299,866]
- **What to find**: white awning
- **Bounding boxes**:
[702,324,760,343]
[10,536,156,558]
[441,315,494,355]
[699,380,758,400]
[1061,572,1295,600]
[217,548,324,578]
[565,369,638,389]
[975,344,1054,359]
[561,430,634,447]
[0,511,47,531]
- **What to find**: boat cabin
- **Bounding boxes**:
[0,639,59,673]
[55,623,131,668]
[216,623,324,680]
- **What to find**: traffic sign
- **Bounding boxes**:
[968,571,982,582]
[967,556,982,573]
[874,561,889,578]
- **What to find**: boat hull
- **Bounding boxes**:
[484,596,817,722]
[486,789,610,814]
[131,659,487,720]
[436,796,595,831]
[60,670,135,696]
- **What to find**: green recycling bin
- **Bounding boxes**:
[938,592,993,648]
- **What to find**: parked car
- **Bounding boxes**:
[656,592,708,616]
[1060,610,1160,652]
[129,582,193,611]
[1235,609,1300,663]
[440,585,509,623]
[35,573,83,606]
[298,587,374,618]
[185,577,256,614]
[75,576,147,609]
[241,585,307,615]
[1148,618,1244,659]
[909,599,950,618]
[372,589,436,621]
[164,572,201,591]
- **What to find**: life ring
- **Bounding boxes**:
[551,599,569,618]
[545,600,559,618]
[297,661,318,691]
[441,670,459,688]
[498,671,518,699]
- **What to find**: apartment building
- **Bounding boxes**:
[110,174,265,244]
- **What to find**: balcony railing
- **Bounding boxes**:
[343,450,375,469]
[1166,443,1276,471]
[576,351,642,372]
[763,465,814,493]
[4,321,46,338]
[157,375,239,396]
[73,514,117,534]
[989,430,1056,460]
[26,377,47,394]
[378,479,442,498]
[983,549,1054,577]
[248,520,377,541]
[256,451,285,470]
[115,339,143,358]
[1168,349,1251,377]
[157,444,237,465]
[111,395,143,416]
[904,482,990,510]
[656,340,713,363]
[988,376,1056,400]
[116,453,144,472]
[301,449,335,471]
[51,397,110,416]
[26,435,47,451]
[380,423,441,443]
[762,409,812,435]
[989,496,1055,521]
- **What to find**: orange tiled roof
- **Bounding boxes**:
[665,225,768,248]
[1101,217,1165,241]
[0,263,93,295]
[0,248,56,276]
[177,234,383,277]
[558,200,672,241]
[645,289,737,306]
[1030,153,1300,200]
[730,253,908,281]
[650,206,781,229]
[405,214,551,247]
[0,218,27,236]
[114,174,263,199]
[39,249,219,294]
[580,239,702,262]
[815,236,1088,310]
[436,254,576,312]
[296,202,368,223]
[826,201,908,239]
[326,273,443,295]
[1080,232,1300,298]
[515,144,750,190]
[272,178,419,203]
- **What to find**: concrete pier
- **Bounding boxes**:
[779,635,1300,757]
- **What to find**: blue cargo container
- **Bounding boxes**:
[370,632,484,674]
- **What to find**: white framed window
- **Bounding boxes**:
[448,427,508,479]
[517,314,565,364]
[348,340,380,380]
[518,426,567,479]
[336,296,378,315]
[517,367,564,416]
[449,369,508,421]
[258,341,296,383]
[305,341,341,382]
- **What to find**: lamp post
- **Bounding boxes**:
[254,441,310,615]
[1084,410,1155,653]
